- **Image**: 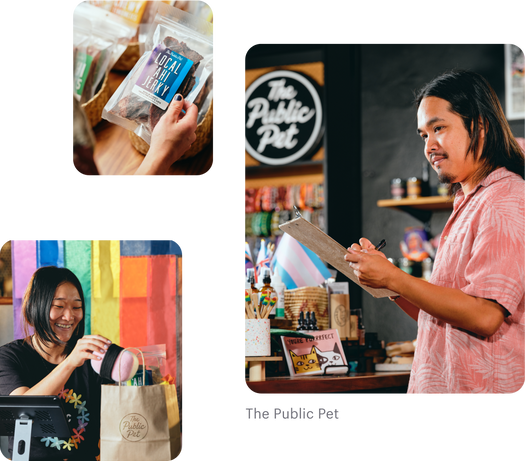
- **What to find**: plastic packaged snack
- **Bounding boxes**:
[73,2,137,103]
[102,3,213,144]
[123,344,167,386]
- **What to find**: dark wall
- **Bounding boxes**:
[358,44,523,344]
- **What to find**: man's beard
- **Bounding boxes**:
[437,169,456,184]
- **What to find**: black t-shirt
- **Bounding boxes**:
[0,339,104,460]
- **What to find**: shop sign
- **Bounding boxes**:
[245,70,324,165]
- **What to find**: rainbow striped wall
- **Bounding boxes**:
[11,240,181,378]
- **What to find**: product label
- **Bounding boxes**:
[119,413,148,441]
[74,52,93,98]
[132,43,194,110]
[110,1,148,24]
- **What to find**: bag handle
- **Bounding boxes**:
[118,347,146,387]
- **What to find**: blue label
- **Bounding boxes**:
[132,43,193,110]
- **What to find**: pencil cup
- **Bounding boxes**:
[245,319,271,356]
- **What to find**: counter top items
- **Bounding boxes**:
[281,329,348,376]
[245,318,271,357]
[284,286,329,330]
[375,340,416,371]
[269,329,314,339]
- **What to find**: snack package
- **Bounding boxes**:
[123,344,167,386]
[102,3,213,145]
[86,1,112,10]
[74,3,137,103]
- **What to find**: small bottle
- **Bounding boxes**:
[304,312,312,330]
[259,268,276,319]
[391,178,406,200]
[297,312,306,331]
[358,317,365,346]
[310,312,319,331]
[422,258,433,280]
[407,177,422,199]
[246,268,259,317]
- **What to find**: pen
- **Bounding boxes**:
[374,239,387,251]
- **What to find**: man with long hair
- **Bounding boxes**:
[345,70,524,393]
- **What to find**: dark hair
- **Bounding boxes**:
[22,266,85,355]
[415,69,524,195]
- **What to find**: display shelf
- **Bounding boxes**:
[377,196,453,211]
[377,196,453,230]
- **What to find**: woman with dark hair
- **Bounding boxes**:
[0,266,111,460]
[345,69,524,393]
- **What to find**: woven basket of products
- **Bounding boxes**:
[284,287,329,330]
[81,73,111,127]
[112,42,141,71]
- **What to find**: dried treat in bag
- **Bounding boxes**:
[73,3,136,103]
[113,36,203,132]
[102,3,213,145]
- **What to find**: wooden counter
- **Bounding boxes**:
[246,371,410,393]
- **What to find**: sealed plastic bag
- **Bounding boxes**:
[102,3,213,144]
[73,2,136,103]
[122,344,167,385]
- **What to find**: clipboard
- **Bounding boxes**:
[279,213,398,299]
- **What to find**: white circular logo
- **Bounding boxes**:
[245,70,323,165]
[120,413,149,442]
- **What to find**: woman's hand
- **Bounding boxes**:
[65,335,112,369]
[344,237,396,288]
[135,94,199,174]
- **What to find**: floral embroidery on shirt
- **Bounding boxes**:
[40,386,91,453]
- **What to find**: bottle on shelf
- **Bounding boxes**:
[271,268,285,319]
[259,268,276,319]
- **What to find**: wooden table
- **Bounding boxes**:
[246,356,283,382]
[92,71,212,175]
[246,372,410,393]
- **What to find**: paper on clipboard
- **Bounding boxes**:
[279,217,398,298]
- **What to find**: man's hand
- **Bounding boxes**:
[344,237,393,287]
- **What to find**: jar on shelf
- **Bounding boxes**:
[390,178,406,200]
[407,177,422,199]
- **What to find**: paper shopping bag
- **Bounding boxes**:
[100,382,181,460]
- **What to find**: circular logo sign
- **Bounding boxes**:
[245,70,324,165]
[120,413,149,442]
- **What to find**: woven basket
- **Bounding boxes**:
[128,99,213,160]
[113,42,141,71]
[284,287,329,330]
[81,72,110,127]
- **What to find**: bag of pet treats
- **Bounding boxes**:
[73,2,137,103]
[102,2,213,145]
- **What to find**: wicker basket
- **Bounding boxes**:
[128,99,213,160]
[81,73,110,127]
[113,42,141,71]
[284,287,329,330]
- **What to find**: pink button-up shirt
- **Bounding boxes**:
[408,168,525,393]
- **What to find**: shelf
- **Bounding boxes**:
[377,196,453,230]
[377,196,453,211]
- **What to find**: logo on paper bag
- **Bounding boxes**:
[120,413,149,442]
